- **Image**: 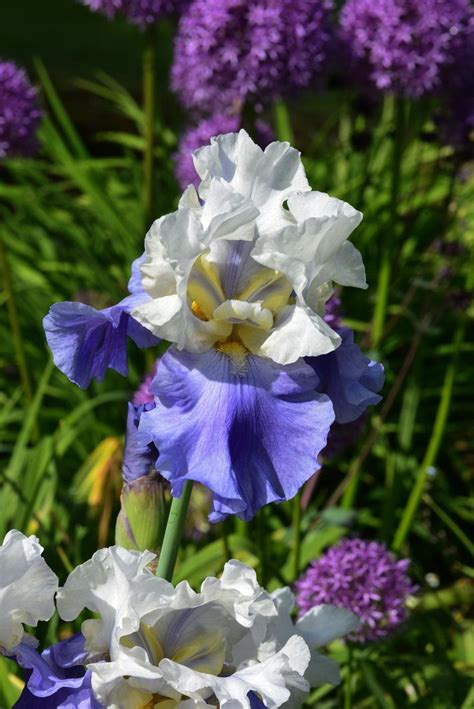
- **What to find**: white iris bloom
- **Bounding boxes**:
[0,530,58,652]
[56,547,359,708]
[132,130,366,366]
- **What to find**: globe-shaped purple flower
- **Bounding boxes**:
[339,0,473,97]
[173,114,274,189]
[0,61,41,159]
[172,0,335,112]
[439,17,474,149]
[78,0,188,28]
[295,539,416,642]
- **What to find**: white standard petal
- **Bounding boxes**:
[56,546,173,657]
[0,530,58,651]
[295,604,360,649]
[240,304,341,365]
[252,190,365,301]
[199,560,277,629]
[193,130,310,233]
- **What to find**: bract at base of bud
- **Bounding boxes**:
[115,474,166,554]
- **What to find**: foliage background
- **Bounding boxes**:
[0,2,473,707]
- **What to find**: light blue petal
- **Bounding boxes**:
[140,347,334,521]
[307,327,384,424]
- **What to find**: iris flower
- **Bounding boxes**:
[4,531,359,708]
[44,130,383,520]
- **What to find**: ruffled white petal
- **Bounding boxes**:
[240,305,341,365]
[252,191,365,300]
[193,131,310,227]
[0,530,58,651]
[158,634,309,709]
[295,604,361,649]
[131,130,366,363]
[56,546,173,656]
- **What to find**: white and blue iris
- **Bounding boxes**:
[43,130,384,521]
[55,546,358,708]
[1,532,359,708]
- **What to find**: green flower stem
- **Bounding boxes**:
[155,480,193,581]
[274,99,295,144]
[392,322,464,552]
[143,24,157,230]
[344,644,353,709]
[256,509,268,586]
[291,490,302,580]
[371,97,405,349]
[0,234,34,405]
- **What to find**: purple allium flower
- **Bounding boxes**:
[323,293,342,331]
[172,0,335,112]
[295,539,417,642]
[133,363,158,405]
[339,0,473,97]
[439,16,474,149]
[0,61,41,158]
[78,0,187,28]
[173,114,274,189]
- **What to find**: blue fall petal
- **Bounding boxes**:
[43,257,158,389]
[307,327,384,425]
[139,347,335,521]
[122,401,159,483]
[13,635,101,708]
[248,692,267,708]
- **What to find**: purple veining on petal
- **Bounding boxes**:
[140,346,335,521]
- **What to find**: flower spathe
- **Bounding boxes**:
[53,545,358,707]
[0,531,58,653]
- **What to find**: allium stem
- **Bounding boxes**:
[344,644,353,709]
[155,480,193,581]
[393,322,464,551]
[274,99,295,144]
[291,490,302,580]
[0,234,34,406]
[143,24,157,230]
[371,97,405,349]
